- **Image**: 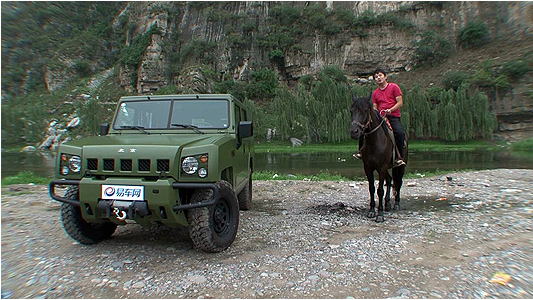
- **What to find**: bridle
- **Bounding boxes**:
[352,109,385,136]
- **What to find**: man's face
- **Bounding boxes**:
[373,72,387,84]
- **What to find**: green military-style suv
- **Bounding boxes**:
[49,94,253,252]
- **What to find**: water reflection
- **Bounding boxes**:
[1,152,56,178]
[1,150,532,180]
[256,150,533,179]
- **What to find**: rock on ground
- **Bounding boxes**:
[1,169,532,298]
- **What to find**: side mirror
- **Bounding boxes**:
[236,121,253,149]
[100,123,109,136]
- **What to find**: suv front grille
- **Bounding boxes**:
[85,158,169,173]
[138,159,151,172]
[157,159,170,172]
[87,159,98,171]
[121,159,132,171]
[103,159,115,171]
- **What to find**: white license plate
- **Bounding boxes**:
[101,185,145,201]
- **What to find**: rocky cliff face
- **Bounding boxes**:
[116,1,532,93]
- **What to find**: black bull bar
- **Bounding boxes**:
[48,180,220,211]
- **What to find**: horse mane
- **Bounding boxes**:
[351,96,384,125]
[351,96,371,112]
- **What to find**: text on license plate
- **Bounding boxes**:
[101,185,144,201]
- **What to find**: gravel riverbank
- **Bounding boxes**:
[1,169,532,299]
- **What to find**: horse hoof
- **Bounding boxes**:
[393,204,400,211]
[375,215,385,223]
[385,204,392,211]
[367,211,376,218]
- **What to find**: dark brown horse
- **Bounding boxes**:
[350,96,407,222]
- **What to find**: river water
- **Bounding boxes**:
[2,150,532,180]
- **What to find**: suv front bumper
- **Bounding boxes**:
[49,179,220,224]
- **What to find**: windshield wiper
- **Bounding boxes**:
[119,125,150,134]
[171,123,205,134]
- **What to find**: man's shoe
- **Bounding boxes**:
[353,152,362,159]
[394,159,406,167]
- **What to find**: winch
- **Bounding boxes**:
[97,200,150,220]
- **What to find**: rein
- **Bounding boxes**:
[353,109,385,136]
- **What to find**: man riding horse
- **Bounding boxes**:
[354,68,406,167]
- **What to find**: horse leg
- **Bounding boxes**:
[376,175,385,223]
[384,172,392,211]
[365,168,376,218]
[392,167,404,211]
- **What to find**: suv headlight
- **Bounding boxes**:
[181,154,208,177]
[69,156,82,173]
[181,157,198,174]
[60,154,82,175]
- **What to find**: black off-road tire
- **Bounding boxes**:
[187,180,239,252]
[237,175,252,211]
[60,186,117,245]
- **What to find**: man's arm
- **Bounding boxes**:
[384,95,403,114]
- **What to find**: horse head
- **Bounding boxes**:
[350,96,373,140]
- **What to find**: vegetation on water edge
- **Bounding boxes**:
[510,138,533,151]
[254,140,507,154]
[1,171,52,187]
[3,169,481,186]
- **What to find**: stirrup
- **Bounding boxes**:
[353,152,362,159]
[394,159,406,167]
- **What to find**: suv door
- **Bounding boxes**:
[233,104,252,192]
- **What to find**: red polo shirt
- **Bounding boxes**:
[372,83,402,118]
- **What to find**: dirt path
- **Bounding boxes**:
[1,169,532,298]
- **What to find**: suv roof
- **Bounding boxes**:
[119,94,236,101]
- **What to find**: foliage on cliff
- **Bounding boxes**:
[1,2,530,147]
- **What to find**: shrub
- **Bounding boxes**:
[298,75,314,89]
[458,20,489,48]
[247,68,279,99]
[302,4,326,30]
[334,9,357,27]
[319,65,347,83]
[73,60,92,77]
[357,10,378,27]
[501,59,531,79]
[269,49,284,61]
[413,31,452,67]
[119,25,160,69]
[493,75,511,92]
[471,68,494,87]
[442,71,468,90]
[269,4,301,26]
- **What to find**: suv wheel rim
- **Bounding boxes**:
[213,200,230,235]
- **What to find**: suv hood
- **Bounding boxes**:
[65,134,222,149]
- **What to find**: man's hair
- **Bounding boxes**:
[373,68,387,79]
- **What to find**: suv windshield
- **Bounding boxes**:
[113,99,229,130]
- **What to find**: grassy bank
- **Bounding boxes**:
[1,171,52,187]
[510,138,533,151]
[255,140,508,154]
[2,170,472,186]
